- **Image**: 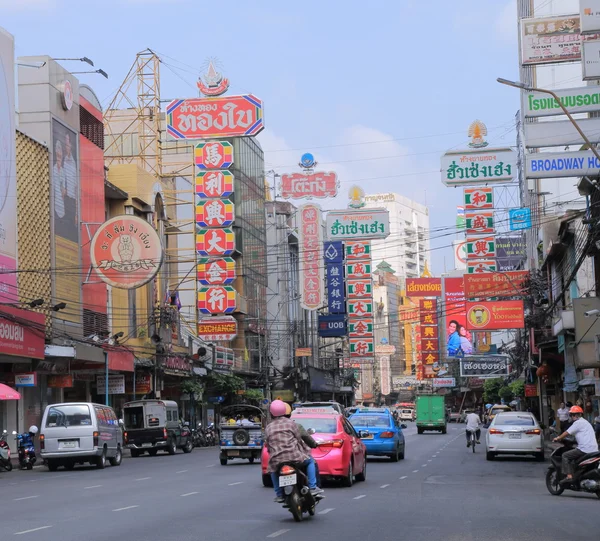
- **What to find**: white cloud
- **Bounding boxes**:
[496,0,518,45]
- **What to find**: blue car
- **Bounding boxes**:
[349,408,405,461]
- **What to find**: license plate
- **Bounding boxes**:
[279,474,297,487]
[60,441,76,449]
[142,443,153,447]
[509,433,522,439]
[229,450,239,456]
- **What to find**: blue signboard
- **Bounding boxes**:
[326,263,346,313]
[509,208,532,231]
[318,314,347,337]
[324,241,344,264]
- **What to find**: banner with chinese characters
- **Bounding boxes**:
[324,241,345,314]
[299,204,324,311]
[466,236,496,259]
[197,257,236,285]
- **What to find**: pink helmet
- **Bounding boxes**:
[270,400,287,417]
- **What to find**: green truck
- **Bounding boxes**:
[416,395,447,434]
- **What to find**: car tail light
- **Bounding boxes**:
[319,439,344,448]
[526,429,541,435]
[93,431,99,447]
[163,428,168,440]
[280,465,295,475]
[39,434,44,450]
[489,429,504,435]
[123,431,128,444]
[379,432,394,438]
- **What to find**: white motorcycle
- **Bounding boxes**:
[0,430,13,472]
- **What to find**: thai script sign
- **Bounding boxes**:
[465,301,525,330]
[441,148,516,186]
[464,271,529,299]
[465,211,494,234]
[496,235,525,271]
[433,377,456,388]
[521,85,600,117]
[97,374,126,395]
[459,355,510,377]
[326,209,390,240]
[194,141,233,169]
[166,95,264,139]
[405,278,442,297]
[196,228,235,256]
[466,236,496,259]
[525,151,600,178]
[280,172,338,199]
[197,286,237,314]
[523,117,600,148]
[197,316,238,341]
[196,170,234,198]
[197,257,236,285]
[299,204,324,311]
[464,187,493,210]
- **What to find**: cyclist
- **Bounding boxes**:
[465,410,482,447]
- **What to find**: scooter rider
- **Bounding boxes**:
[553,405,599,485]
[265,400,324,503]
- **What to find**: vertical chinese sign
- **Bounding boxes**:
[299,204,324,311]
[419,298,439,379]
[195,141,238,344]
[324,241,345,314]
[463,187,496,274]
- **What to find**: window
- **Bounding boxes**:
[46,405,92,427]
[349,415,390,428]
[124,406,144,429]
[494,416,535,426]
[166,410,172,422]
[293,418,337,434]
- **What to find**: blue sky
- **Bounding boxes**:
[2,0,520,274]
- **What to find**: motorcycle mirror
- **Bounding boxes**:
[307,428,316,435]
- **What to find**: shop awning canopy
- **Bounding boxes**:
[0,383,21,400]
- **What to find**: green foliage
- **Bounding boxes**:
[243,389,264,403]
[509,380,525,398]
[483,378,504,404]
[498,386,513,403]
[205,372,245,395]
[181,379,203,396]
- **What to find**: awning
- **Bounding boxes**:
[193,367,207,376]
[579,377,600,387]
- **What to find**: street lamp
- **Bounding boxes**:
[497,77,600,164]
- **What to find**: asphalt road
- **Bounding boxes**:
[0,424,598,540]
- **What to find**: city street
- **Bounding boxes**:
[1,425,597,540]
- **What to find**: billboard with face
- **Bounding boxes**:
[444,277,472,357]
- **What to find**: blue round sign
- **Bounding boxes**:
[300,152,315,168]
[380,337,389,345]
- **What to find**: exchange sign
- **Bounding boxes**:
[196,228,235,256]
[459,355,510,377]
[197,286,237,314]
[197,316,238,341]
[326,209,390,240]
[196,199,235,227]
[166,95,264,140]
[196,170,234,198]
[280,172,339,199]
[194,141,233,169]
[197,257,236,285]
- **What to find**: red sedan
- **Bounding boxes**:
[261,409,367,487]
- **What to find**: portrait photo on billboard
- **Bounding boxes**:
[444,277,472,356]
[52,119,79,243]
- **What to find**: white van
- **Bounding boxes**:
[40,402,123,471]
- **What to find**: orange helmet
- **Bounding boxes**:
[284,403,292,416]
[569,405,584,414]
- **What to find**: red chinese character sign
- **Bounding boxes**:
[166,95,264,139]
[196,199,235,227]
[298,204,324,311]
[280,172,339,199]
[196,228,235,256]
[195,141,233,170]
[345,241,372,260]
[196,171,234,198]
[350,338,375,357]
[466,236,496,259]
[197,257,236,285]
[197,286,237,314]
[90,215,164,290]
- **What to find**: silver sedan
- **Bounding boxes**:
[485,412,544,461]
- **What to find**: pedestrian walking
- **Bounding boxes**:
[557,402,570,433]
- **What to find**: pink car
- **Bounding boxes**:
[261,409,367,487]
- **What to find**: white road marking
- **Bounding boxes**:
[135,477,151,481]
[206,464,216,468]
[176,470,188,474]
[380,484,390,488]
[353,494,366,500]
[267,529,290,538]
[113,505,139,512]
[228,481,244,486]
[399,476,407,479]
[14,495,39,501]
[180,492,198,497]
[318,508,335,515]
[84,485,102,489]
[14,526,52,535]
[422,464,428,467]
[412,470,419,473]
[428,460,432,462]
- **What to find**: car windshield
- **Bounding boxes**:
[494,415,535,426]
[350,415,390,427]
[293,417,337,434]
[46,405,92,427]
[491,408,510,415]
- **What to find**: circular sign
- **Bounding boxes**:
[467,304,491,329]
[300,152,315,168]
[61,80,74,111]
[455,240,467,264]
[90,215,163,289]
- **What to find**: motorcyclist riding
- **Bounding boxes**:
[265,400,324,503]
[553,405,599,485]
[465,411,481,447]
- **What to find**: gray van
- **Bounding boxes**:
[40,402,123,471]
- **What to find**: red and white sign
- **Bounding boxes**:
[299,204,324,311]
[0,305,45,359]
[196,228,235,256]
[166,95,264,139]
[197,286,237,315]
[196,199,235,227]
[345,240,371,260]
[464,187,493,210]
[196,170,234,198]
[197,257,236,285]
[280,172,338,199]
[90,215,163,290]
[465,211,494,234]
[197,316,238,341]
[346,279,372,298]
[194,141,233,170]
[467,261,497,274]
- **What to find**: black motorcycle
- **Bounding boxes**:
[276,462,322,522]
[546,437,600,498]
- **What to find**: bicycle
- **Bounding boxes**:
[467,429,477,453]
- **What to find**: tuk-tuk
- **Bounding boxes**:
[218,405,264,465]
